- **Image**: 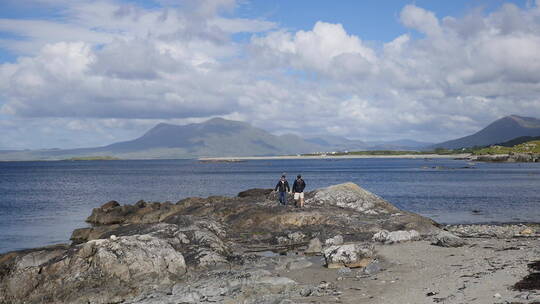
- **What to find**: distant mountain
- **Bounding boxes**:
[0,117,442,161]
[0,118,323,160]
[432,115,540,149]
[306,136,369,151]
[365,139,433,151]
[306,136,432,151]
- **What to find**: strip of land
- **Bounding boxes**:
[199,153,471,161]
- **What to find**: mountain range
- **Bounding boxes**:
[0,118,432,160]
[1,115,539,160]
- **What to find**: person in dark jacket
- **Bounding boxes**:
[274,174,290,205]
[292,174,306,208]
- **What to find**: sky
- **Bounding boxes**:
[0,0,539,149]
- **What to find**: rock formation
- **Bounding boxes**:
[0,182,443,304]
[469,152,540,162]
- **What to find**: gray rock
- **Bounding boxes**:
[287,259,313,270]
[172,291,202,303]
[0,234,187,304]
[275,257,313,271]
[325,235,344,246]
[372,230,421,244]
[431,230,467,247]
[238,188,273,198]
[1,182,443,304]
[337,267,352,275]
[323,243,375,269]
[300,287,313,297]
[363,260,382,275]
[305,238,323,254]
[446,224,536,239]
[306,183,400,215]
[287,231,307,243]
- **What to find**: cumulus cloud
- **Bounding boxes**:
[252,21,376,73]
[1,1,540,148]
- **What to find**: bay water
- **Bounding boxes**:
[1,158,539,253]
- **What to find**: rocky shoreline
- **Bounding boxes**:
[1,183,539,304]
[468,153,540,162]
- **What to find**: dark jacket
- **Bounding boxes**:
[292,178,306,193]
[275,180,290,192]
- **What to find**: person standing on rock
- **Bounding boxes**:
[274,174,290,205]
[292,174,306,208]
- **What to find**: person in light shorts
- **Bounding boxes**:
[292,174,306,208]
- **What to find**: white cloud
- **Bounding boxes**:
[252,21,376,73]
[1,1,540,148]
[400,5,442,37]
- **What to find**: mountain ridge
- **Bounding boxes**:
[7,115,538,160]
[432,115,540,149]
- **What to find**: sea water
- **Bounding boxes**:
[1,158,539,253]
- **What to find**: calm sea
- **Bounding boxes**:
[1,158,539,253]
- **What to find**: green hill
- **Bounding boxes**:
[472,140,540,155]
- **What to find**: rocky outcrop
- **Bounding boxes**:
[86,200,183,226]
[0,182,443,304]
[470,153,540,162]
[372,230,421,244]
[306,183,399,215]
[1,216,230,304]
[447,224,540,238]
[0,235,186,304]
[237,188,273,198]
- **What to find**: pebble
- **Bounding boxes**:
[493,293,501,298]
[518,292,530,300]
[337,267,352,275]
[299,288,312,297]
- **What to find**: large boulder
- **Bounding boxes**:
[323,243,375,269]
[431,230,467,247]
[306,183,400,215]
[0,235,187,304]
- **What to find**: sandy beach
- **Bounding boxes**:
[199,154,471,161]
[270,235,540,304]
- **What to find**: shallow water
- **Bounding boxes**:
[1,158,539,253]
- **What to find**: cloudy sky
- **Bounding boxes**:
[1,0,539,149]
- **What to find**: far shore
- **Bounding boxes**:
[199,153,471,161]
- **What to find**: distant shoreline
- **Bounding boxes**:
[199,153,471,161]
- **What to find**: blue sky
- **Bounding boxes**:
[238,0,527,39]
[0,0,529,62]
[0,0,539,149]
